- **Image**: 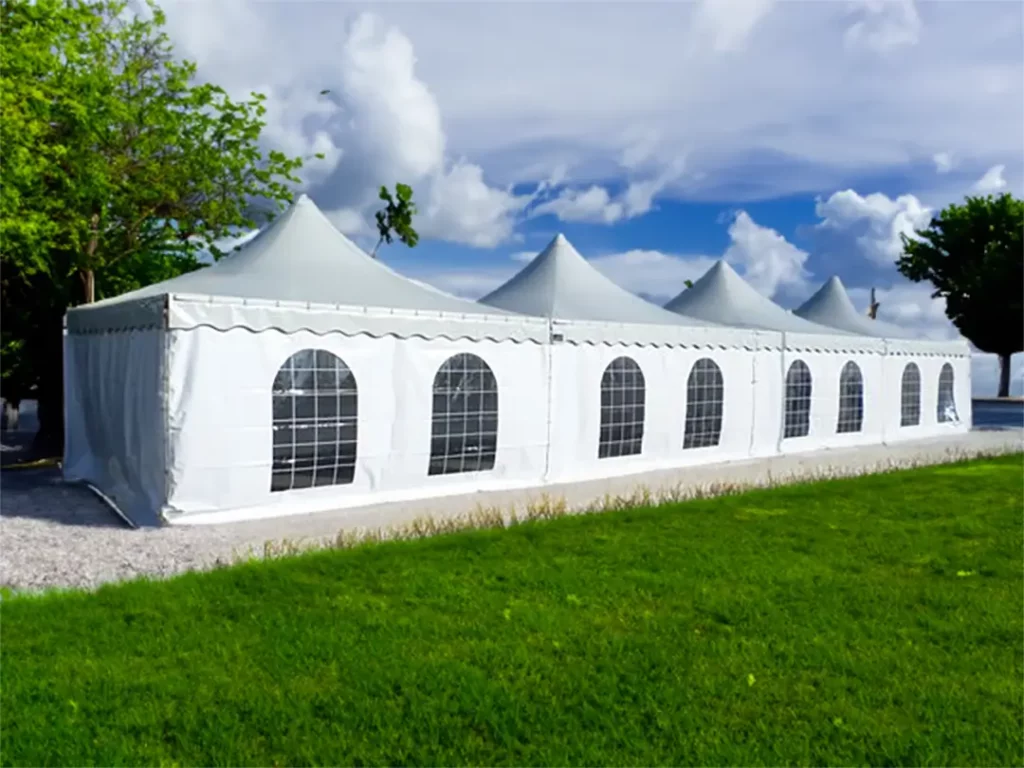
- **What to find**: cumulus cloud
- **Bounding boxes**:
[972,164,1008,193]
[415,162,531,248]
[149,0,1024,209]
[154,6,530,248]
[530,158,687,225]
[723,211,810,297]
[310,14,529,247]
[932,152,953,174]
[814,190,932,267]
[844,0,922,52]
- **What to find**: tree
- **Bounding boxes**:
[898,193,1024,397]
[372,183,419,258]
[683,279,694,289]
[0,0,304,453]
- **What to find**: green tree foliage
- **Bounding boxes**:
[372,183,419,258]
[898,193,1024,397]
[0,0,304,452]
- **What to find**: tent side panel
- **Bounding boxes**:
[749,344,784,459]
[62,328,167,525]
[881,350,971,442]
[161,327,549,524]
[546,342,759,484]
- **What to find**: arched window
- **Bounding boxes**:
[836,361,863,434]
[599,357,645,458]
[684,358,724,449]
[429,353,498,475]
[272,349,357,492]
[900,363,921,427]
[937,363,958,423]
[783,360,812,439]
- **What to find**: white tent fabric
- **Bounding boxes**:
[62,197,972,527]
[664,260,851,336]
[795,276,917,340]
[68,194,533,336]
[480,234,717,327]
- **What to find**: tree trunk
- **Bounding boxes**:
[81,211,100,303]
[80,268,95,304]
[998,353,1012,398]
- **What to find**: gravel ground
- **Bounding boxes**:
[2,430,1021,593]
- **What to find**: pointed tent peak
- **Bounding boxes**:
[796,275,864,318]
[664,260,851,335]
[538,232,584,260]
[795,276,917,339]
[699,259,744,284]
[480,235,716,327]
[79,187,518,317]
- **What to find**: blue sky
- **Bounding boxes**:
[158,0,1023,395]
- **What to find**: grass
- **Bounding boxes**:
[2,454,1022,767]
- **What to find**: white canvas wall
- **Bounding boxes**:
[62,309,972,527]
[546,342,774,483]
[160,327,550,524]
[882,354,971,442]
[63,329,167,526]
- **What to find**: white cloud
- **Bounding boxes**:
[690,0,777,53]
[149,1,1024,209]
[589,250,717,303]
[723,211,810,297]
[531,158,687,225]
[416,162,529,248]
[532,186,624,224]
[972,164,1008,193]
[156,7,529,248]
[932,152,953,174]
[844,0,922,53]
[509,251,536,263]
[814,190,932,266]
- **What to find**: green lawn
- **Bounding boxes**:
[3,455,1022,767]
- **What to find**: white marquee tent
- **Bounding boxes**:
[63,197,971,526]
[660,259,970,454]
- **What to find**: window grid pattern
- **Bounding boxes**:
[783,360,812,439]
[684,358,724,449]
[429,353,498,476]
[937,363,958,423]
[900,363,921,427]
[271,349,357,492]
[836,361,864,433]
[599,357,645,458]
